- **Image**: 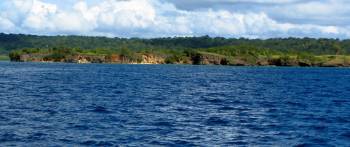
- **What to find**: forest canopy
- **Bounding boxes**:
[0,33,348,55]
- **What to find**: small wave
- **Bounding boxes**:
[286,101,306,108]
[218,106,235,111]
[58,138,74,144]
[309,138,328,144]
[81,140,118,146]
[203,98,224,104]
[205,117,230,126]
[267,108,278,113]
[95,141,116,146]
[153,121,174,127]
[312,125,327,131]
[334,117,350,123]
[0,133,19,142]
[225,141,248,145]
[174,107,187,112]
[332,99,349,103]
[172,140,195,146]
[26,132,47,140]
[261,81,274,85]
[113,90,123,94]
[294,138,330,146]
[340,132,350,139]
[244,124,265,131]
[149,140,173,146]
[294,143,314,147]
[0,115,9,121]
[90,106,110,113]
[80,140,97,146]
[72,125,89,130]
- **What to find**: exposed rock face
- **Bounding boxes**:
[19,54,53,62]
[13,53,166,64]
[10,51,350,67]
[192,52,251,66]
[229,58,251,66]
[68,55,106,63]
[321,60,349,67]
[192,52,227,65]
[141,54,165,64]
[268,58,298,66]
[105,54,121,63]
[198,55,223,65]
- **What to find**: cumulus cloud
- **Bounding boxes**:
[0,0,348,38]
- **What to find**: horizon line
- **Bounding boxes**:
[0,32,346,40]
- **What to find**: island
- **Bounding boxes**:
[2,33,350,67]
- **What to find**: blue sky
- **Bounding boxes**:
[0,0,348,38]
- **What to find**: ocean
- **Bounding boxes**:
[0,62,349,146]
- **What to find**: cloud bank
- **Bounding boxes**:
[0,0,348,38]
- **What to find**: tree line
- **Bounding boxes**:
[0,33,349,55]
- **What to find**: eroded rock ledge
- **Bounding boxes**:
[10,51,350,67]
[13,53,165,64]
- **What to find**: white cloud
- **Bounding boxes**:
[0,0,349,38]
[0,16,15,32]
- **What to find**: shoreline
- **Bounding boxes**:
[7,60,350,68]
[9,50,350,68]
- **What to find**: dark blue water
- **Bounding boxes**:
[0,62,349,146]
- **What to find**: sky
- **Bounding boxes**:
[0,0,348,38]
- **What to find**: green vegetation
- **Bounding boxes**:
[3,33,350,66]
[1,33,350,55]
[0,55,9,60]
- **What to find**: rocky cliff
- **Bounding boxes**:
[10,51,350,67]
[13,53,166,64]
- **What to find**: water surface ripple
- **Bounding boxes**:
[0,62,349,146]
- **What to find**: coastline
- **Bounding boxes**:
[9,58,350,67]
[9,48,350,67]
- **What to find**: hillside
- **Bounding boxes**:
[1,33,349,55]
[9,45,350,67]
[3,33,350,66]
